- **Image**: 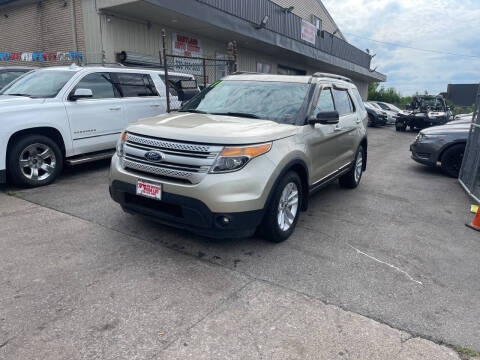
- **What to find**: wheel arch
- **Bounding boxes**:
[266,159,310,212]
[6,127,66,165]
[360,137,368,171]
[437,141,466,163]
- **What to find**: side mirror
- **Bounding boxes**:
[70,88,93,101]
[308,110,339,125]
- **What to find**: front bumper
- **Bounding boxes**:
[410,142,437,166]
[110,180,263,238]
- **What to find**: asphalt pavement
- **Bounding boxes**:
[1,126,479,359]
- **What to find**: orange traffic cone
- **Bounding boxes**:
[466,205,480,232]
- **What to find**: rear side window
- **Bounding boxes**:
[114,73,157,97]
[74,72,115,99]
[350,88,366,112]
[332,88,354,115]
[313,88,335,116]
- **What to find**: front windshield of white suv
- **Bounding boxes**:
[181,80,310,123]
[1,70,75,98]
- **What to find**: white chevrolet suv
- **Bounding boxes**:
[0,64,198,187]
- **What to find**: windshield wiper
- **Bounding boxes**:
[211,112,260,119]
[178,109,207,114]
[5,93,33,98]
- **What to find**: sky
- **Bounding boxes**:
[322,0,480,96]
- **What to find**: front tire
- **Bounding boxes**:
[7,135,63,187]
[261,171,303,243]
[440,144,465,178]
[339,146,364,189]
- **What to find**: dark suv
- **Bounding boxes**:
[396,95,452,131]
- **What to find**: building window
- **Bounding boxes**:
[277,65,306,76]
[312,15,322,31]
[256,62,271,74]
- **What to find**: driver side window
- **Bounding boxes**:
[74,73,115,99]
[313,88,335,116]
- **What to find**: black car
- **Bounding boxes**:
[0,66,35,90]
[396,95,452,131]
[364,101,387,126]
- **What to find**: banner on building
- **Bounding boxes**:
[0,51,83,62]
[301,20,316,45]
[172,33,203,75]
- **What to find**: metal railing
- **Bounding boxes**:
[459,84,480,203]
[196,0,371,68]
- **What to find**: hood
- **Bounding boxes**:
[126,112,299,144]
[421,122,471,135]
[0,95,46,111]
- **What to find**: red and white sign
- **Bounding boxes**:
[136,180,162,200]
[172,32,203,75]
[301,20,316,45]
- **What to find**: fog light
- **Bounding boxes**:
[217,215,231,227]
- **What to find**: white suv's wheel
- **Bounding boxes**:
[8,135,63,188]
[262,171,303,243]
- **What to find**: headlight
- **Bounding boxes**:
[116,132,127,157]
[210,143,272,173]
[416,133,445,142]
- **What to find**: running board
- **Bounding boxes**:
[66,150,115,165]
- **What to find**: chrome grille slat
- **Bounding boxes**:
[126,133,223,153]
[123,133,222,184]
[125,155,209,173]
[126,143,216,159]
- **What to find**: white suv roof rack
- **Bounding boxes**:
[313,72,352,83]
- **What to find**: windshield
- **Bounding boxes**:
[0,70,28,89]
[386,103,401,112]
[376,102,391,110]
[181,80,309,123]
[1,70,75,98]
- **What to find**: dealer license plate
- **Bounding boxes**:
[136,179,162,200]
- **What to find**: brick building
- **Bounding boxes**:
[0,0,385,98]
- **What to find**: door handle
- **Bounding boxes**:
[109,107,121,111]
[150,104,161,107]
[355,119,362,124]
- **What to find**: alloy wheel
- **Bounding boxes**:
[277,182,299,231]
[355,151,363,183]
[19,143,57,181]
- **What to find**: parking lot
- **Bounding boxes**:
[1,126,479,359]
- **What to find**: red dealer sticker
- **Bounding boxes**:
[136,179,162,200]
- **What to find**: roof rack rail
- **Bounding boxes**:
[231,71,261,75]
[312,72,352,83]
[82,62,126,67]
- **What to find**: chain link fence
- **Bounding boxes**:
[459,84,480,203]
[162,54,235,111]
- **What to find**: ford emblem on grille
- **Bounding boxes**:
[144,151,164,162]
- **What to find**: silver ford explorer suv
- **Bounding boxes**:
[109,72,368,242]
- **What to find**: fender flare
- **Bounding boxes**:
[264,158,310,213]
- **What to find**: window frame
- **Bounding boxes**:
[312,15,322,31]
[69,72,119,101]
[332,87,356,115]
[311,86,335,117]
[110,72,159,98]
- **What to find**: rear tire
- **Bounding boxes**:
[261,171,303,243]
[7,135,63,188]
[440,144,465,178]
[396,123,407,132]
[339,146,364,189]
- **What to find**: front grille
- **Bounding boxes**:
[123,132,223,184]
